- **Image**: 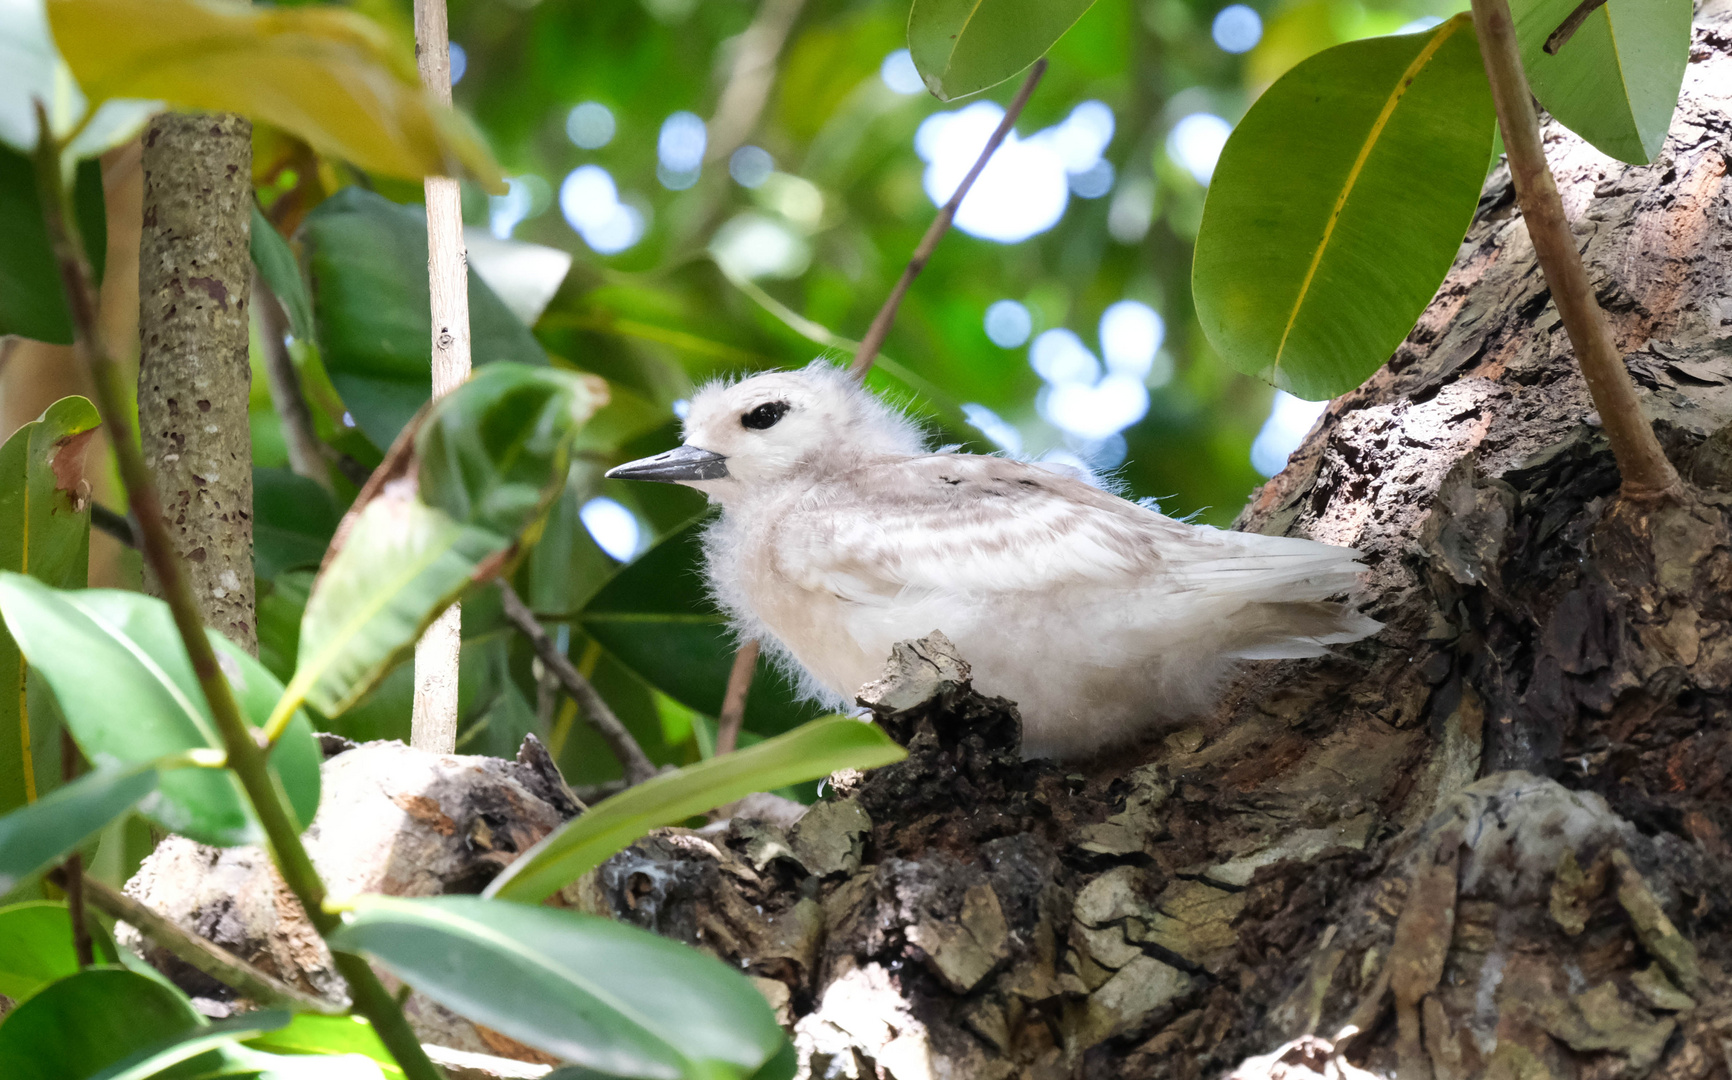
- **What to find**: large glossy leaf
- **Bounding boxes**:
[329,895,786,1079]
[251,204,314,343]
[1516,0,1690,164]
[0,901,119,1004]
[303,188,549,451]
[486,716,906,904]
[0,763,159,895]
[0,967,203,1080]
[908,0,1095,100]
[0,146,107,343]
[0,396,97,816]
[1193,15,1496,401]
[47,0,502,187]
[254,468,343,580]
[0,576,322,845]
[580,520,822,737]
[88,1012,291,1080]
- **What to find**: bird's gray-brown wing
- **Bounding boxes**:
[767,454,1190,601]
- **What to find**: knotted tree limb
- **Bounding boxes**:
[497,582,658,785]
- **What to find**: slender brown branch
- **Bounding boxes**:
[29,103,445,1080]
[91,503,137,547]
[1544,0,1608,54]
[48,868,343,1014]
[60,721,93,968]
[847,59,1048,381]
[1467,0,1681,503]
[714,640,760,756]
[254,272,333,490]
[497,582,659,785]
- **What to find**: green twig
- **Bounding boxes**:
[29,102,446,1080]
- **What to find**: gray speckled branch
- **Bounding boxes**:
[138,112,257,655]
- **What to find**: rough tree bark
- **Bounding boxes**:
[119,7,1732,1079]
[137,113,257,653]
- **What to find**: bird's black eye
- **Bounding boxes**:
[741,400,791,430]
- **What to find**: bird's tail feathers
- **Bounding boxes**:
[1221,600,1381,660]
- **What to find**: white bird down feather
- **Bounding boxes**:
[607,363,1378,759]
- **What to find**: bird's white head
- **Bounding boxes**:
[605,362,925,501]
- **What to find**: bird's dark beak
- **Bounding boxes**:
[605,445,730,483]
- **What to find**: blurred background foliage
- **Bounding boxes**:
[5,0,1470,796]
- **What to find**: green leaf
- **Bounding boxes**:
[579,520,822,737]
[90,1013,291,1080]
[254,468,344,581]
[908,0,1095,100]
[0,146,107,343]
[0,763,159,896]
[250,205,314,344]
[0,396,98,817]
[485,716,905,904]
[0,576,323,846]
[0,901,119,1004]
[1516,0,1690,164]
[415,365,607,538]
[1192,16,1496,400]
[329,895,785,1079]
[303,188,550,451]
[286,495,510,720]
[243,1015,403,1080]
[0,967,203,1080]
[47,0,503,188]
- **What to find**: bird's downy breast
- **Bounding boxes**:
[738,535,880,698]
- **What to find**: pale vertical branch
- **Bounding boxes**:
[703,0,808,166]
[1468,0,1681,503]
[411,0,472,753]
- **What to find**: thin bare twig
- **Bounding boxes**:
[1544,0,1608,53]
[847,59,1048,381]
[714,640,760,756]
[48,868,343,1014]
[497,582,659,785]
[60,732,93,968]
[254,271,332,490]
[90,503,137,548]
[1467,0,1681,502]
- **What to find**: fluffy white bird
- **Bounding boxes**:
[607,363,1377,759]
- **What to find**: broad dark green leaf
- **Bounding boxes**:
[486,716,905,903]
[329,895,785,1079]
[1193,16,1495,401]
[254,468,343,580]
[250,205,314,343]
[1,396,98,816]
[0,901,120,1004]
[908,0,1096,100]
[0,763,159,896]
[0,967,203,1080]
[303,188,549,451]
[580,520,822,737]
[0,576,322,845]
[85,1012,291,1080]
[416,365,607,538]
[0,146,106,343]
[1516,0,1690,164]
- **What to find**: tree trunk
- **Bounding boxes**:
[137,113,257,653]
[564,8,1732,1079]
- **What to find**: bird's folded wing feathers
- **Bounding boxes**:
[768,454,1359,601]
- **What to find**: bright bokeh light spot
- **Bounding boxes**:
[581,497,643,561]
[1042,376,1150,441]
[1099,301,1165,379]
[881,49,925,95]
[560,165,646,254]
[756,173,824,230]
[1108,177,1156,243]
[917,103,1068,243]
[730,145,774,188]
[672,399,691,419]
[1211,5,1263,52]
[658,112,706,189]
[984,300,1033,347]
[566,102,616,148]
[489,174,551,239]
[1030,329,1101,386]
[710,213,810,280]
[449,43,467,84]
[1069,160,1114,198]
[1168,113,1232,184]
[1250,391,1330,477]
[1397,15,1445,32]
[962,403,1023,453]
[1046,101,1115,172]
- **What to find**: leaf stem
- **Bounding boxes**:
[1466,0,1682,503]
[28,103,446,1080]
[498,582,658,785]
[846,58,1047,381]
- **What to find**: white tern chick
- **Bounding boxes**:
[607,364,1378,759]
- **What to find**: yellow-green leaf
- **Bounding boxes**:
[47,0,502,189]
